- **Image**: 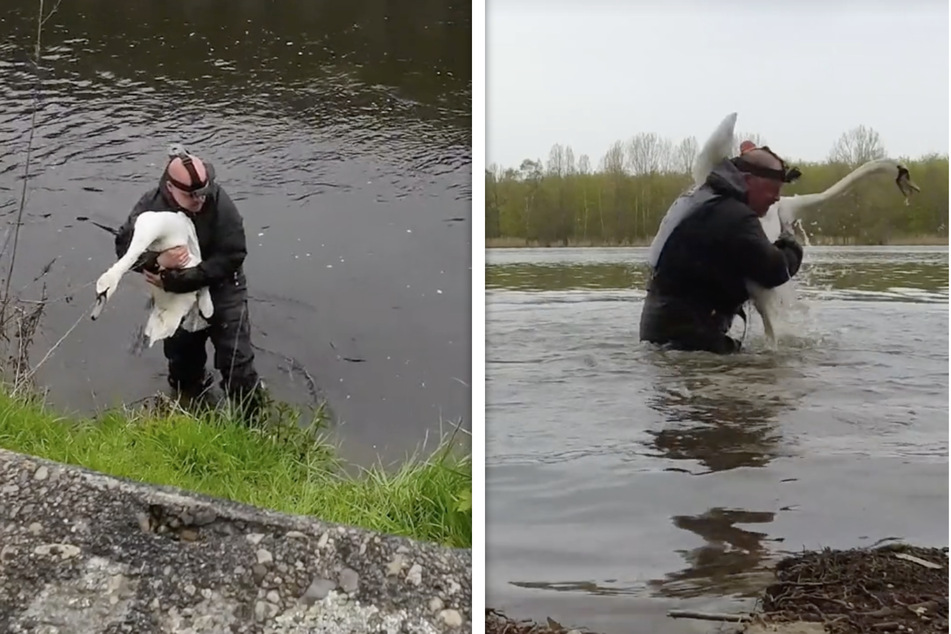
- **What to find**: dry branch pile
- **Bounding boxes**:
[756,544,949,634]
[488,544,949,634]
[485,609,592,634]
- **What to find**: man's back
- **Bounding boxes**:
[649,195,762,315]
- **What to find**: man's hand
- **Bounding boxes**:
[144,270,164,288]
[157,246,189,270]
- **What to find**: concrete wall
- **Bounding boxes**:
[0,448,471,633]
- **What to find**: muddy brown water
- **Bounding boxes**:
[0,0,471,464]
[486,246,948,634]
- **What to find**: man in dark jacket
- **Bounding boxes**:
[114,145,267,418]
[639,144,805,353]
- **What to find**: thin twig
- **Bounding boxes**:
[666,610,753,623]
[15,301,92,393]
[2,0,48,323]
[894,553,943,570]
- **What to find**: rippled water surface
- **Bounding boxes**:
[486,246,949,633]
[0,0,471,462]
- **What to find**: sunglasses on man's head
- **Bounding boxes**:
[165,148,216,199]
[732,144,802,184]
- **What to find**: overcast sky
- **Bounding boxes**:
[486,0,949,169]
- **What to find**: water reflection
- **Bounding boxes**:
[487,262,644,292]
[648,507,780,599]
[486,249,948,303]
[640,350,804,473]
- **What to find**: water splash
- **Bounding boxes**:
[745,220,818,348]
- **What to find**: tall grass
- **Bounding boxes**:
[0,392,471,548]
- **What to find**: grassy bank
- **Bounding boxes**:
[486,233,949,249]
[0,391,471,549]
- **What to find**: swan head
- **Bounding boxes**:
[895,163,920,202]
[90,267,123,320]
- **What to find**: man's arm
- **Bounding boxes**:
[115,192,161,273]
[725,207,803,289]
[160,188,248,294]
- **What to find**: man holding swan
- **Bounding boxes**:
[113,146,268,419]
[639,143,805,353]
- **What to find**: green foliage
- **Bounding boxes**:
[486,127,948,246]
[0,392,471,548]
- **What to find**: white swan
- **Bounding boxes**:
[91,210,214,347]
[760,158,921,242]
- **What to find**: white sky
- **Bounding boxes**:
[486,0,949,169]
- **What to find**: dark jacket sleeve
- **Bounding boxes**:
[724,204,803,289]
[114,192,160,273]
[160,188,248,294]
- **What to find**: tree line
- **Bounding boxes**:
[485,125,949,246]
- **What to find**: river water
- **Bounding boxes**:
[0,0,471,463]
[486,245,949,633]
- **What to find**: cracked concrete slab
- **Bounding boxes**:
[0,447,471,633]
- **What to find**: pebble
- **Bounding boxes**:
[285,531,307,540]
[27,522,42,536]
[33,466,48,481]
[266,590,280,604]
[386,554,405,576]
[179,528,199,542]
[429,597,444,613]
[2,484,19,495]
[256,549,273,565]
[252,564,268,585]
[246,533,265,545]
[338,567,359,593]
[192,508,217,526]
[301,577,335,605]
[439,609,463,628]
[33,543,80,559]
[406,563,423,586]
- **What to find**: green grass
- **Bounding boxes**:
[0,391,471,549]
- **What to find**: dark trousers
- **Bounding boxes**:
[164,284,261,400]
[639,293,742,355]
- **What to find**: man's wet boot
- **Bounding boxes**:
[168,371,222,411]
[228,381,272,425]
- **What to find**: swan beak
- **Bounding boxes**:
[90,290,108,320]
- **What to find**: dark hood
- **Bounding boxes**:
[705,158,749,204]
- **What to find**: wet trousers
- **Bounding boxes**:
[163,282,262,404]
[639,293,742,355]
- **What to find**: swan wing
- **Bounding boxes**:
[692,112,737,186]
